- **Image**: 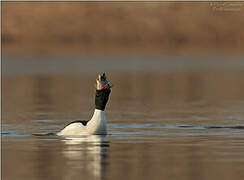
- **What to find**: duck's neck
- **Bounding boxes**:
[90,109,106,122]
[87,109,107,134]
[87,88,110,134]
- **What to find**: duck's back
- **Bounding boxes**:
[57,121,87,136]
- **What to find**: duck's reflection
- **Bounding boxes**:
[61,135,108,180]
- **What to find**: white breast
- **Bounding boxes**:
[57,109,107,136]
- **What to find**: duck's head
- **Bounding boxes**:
[96,72,113,90]
[95,73,113,111]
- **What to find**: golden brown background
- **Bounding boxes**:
[2,2,244,56]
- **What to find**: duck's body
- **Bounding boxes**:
[57,73,112,136]
[57,109,107,136]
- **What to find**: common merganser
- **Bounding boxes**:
[57,73,112,136]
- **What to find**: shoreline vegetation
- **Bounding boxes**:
[2,2,244,56]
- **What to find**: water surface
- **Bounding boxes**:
[2,55,244,180]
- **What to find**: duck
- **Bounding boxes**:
[57,73,113,136]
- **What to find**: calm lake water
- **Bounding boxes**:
[2,55,244,180]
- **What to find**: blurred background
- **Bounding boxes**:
[2,1,244,120]
[2,2,244,56]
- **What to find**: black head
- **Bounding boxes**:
[95,73,112,111]
[95,88,111,111]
